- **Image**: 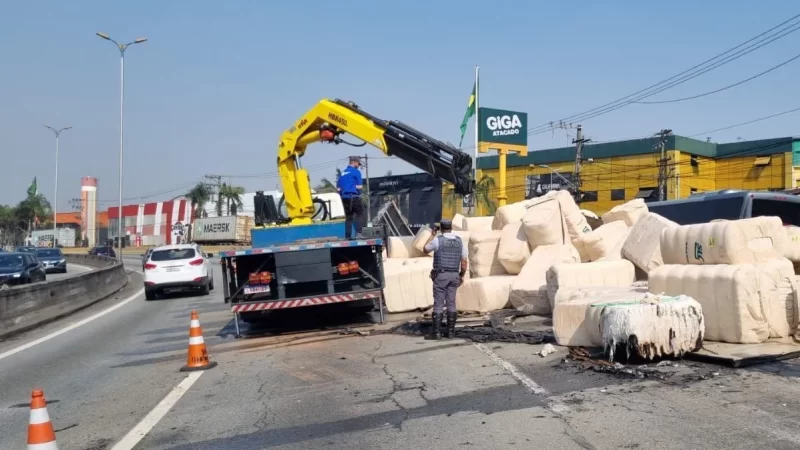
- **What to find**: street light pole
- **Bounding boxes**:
[44,125,71,246]
[96,32,147,261]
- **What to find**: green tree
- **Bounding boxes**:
[220,183,245,215]
[16,193,52,232]
[314,168,342,194]
[445,175,497,215]
[186,183,213,219]
[474,174,498,215]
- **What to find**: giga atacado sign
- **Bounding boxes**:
[478,107,528,147]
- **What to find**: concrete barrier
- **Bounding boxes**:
[0,254,129,340]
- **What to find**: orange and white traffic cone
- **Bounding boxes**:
[180,310,217,372]
[28,389,58,450]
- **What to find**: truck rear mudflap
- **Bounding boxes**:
[231,289,381,312]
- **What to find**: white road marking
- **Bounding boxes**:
[112,371,204,450]
[0,287,145,362]
[473,343,549,395]
[70,264,93,272]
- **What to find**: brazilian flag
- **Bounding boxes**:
[459,82,476,148]
[27,177,37,197]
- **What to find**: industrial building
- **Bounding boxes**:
[107,199,192,246]
[443,135,800,216]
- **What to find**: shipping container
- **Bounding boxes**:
[192,216,252,243]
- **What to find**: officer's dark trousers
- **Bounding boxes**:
[433,272,460,314]
[343,197,363,239]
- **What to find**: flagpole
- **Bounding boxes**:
[473,65,480,215]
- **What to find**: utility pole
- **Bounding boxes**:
[363,154,371,224]
[655,129,673,201]
[204,174,223,216]
[572,125,591,203]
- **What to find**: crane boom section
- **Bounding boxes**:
[277,99,474,224]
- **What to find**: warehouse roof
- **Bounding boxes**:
[476,135,797,170]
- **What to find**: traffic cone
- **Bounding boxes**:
[180,310,218,372]
[28,389,58,450]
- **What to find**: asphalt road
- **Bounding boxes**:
[2,255,800,449]
[46,262,93,282]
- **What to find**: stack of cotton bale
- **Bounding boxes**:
[649,216,799,344]
[503,191,592,314]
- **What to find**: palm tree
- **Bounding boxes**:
[186,183,213,219]
[221,184,245,215]
[314,168,342,194]
[475,174,497,215]
[16,193,52,232]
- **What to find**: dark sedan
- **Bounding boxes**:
[35,248,67,273]
[16,246,38,254]
[0,252,46,288]
[89,246,116,258]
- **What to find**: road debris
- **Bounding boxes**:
[385,320,555,345]
[539,343,556,357]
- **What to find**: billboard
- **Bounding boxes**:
[478,107,528,149]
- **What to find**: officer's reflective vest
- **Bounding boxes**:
[433,235,463,272]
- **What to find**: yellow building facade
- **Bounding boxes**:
[443,135,800,217]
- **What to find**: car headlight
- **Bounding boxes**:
[12,273,21,278]
[59,259,66,264]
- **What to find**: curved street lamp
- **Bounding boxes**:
[43,125,72,244]
[96,32,147,260]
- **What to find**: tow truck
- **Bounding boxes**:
[219,99,474,336]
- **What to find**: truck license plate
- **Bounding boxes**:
[244,285,270,295]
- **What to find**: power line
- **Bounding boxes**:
[515,14,800,138]
[688,106,800,137]
[635,51,800,104]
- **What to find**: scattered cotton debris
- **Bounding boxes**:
[539,343,556,357]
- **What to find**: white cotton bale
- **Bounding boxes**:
[647,263,793,344]
[600,294,704,361]
[463,216,494,232]
[621,212,678,273]
[382,258,434,312]
[572,220,629,262]
[468,230,507,278]
[509,244,581,315]
[601,198,648,227]
[596,226,632,262]
[521,199,567,248]
[758,258,798,338]
[660,216,787,265]
[497,223,531,275]
[552,286,651,347]
[547,191,592,239]
[387,236,425,258]
[783,225,800,263]
[492,201,531,230]
[452,213,466,231]
[546,259,636,309]
[456,275,515,313]
[411,225,433,254]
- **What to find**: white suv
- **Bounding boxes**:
[143,243,214,300]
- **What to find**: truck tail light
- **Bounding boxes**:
[348,261,359,272]
[144,263,157,270]
[337,263,349,275]
[189,258,204,266]
[249,272,272,284]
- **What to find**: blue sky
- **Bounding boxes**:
[1,1,799,210]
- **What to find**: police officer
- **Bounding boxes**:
[423,219,468,340]
[336,156,364,240]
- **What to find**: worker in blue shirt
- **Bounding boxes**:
[337,156,364,239]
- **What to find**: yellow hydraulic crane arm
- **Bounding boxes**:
[277,99,475,225]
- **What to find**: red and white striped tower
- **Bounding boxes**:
[81,177,98,247]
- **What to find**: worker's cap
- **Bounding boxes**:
[349,156,362,164]
[439,219,452,228]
